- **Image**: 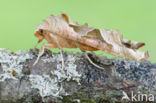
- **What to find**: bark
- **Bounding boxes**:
[0,48,156,103]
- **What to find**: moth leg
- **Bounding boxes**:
[49,33,65,70]
[84,52,105,70]
[75,43,105,70]
[58,47,65,70]
[33,43,55,66]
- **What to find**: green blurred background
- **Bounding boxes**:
[0,0,155,62]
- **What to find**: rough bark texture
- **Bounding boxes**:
[0,48,156,103]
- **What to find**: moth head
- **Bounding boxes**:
[34,29,45,40]
[34,20,48,40]
[34,12,70,40]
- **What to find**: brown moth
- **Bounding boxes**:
[33,12,149,69]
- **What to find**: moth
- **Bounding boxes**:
[33,12,149,70]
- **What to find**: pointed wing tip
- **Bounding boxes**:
[135,42,145,49]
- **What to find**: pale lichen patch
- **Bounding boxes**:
[52,54,81,83]
[0,48,82,101]
[0,48,34,81]
[30,53,81,100]
[29,74,61,98]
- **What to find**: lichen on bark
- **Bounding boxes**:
[0,48,156,103]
